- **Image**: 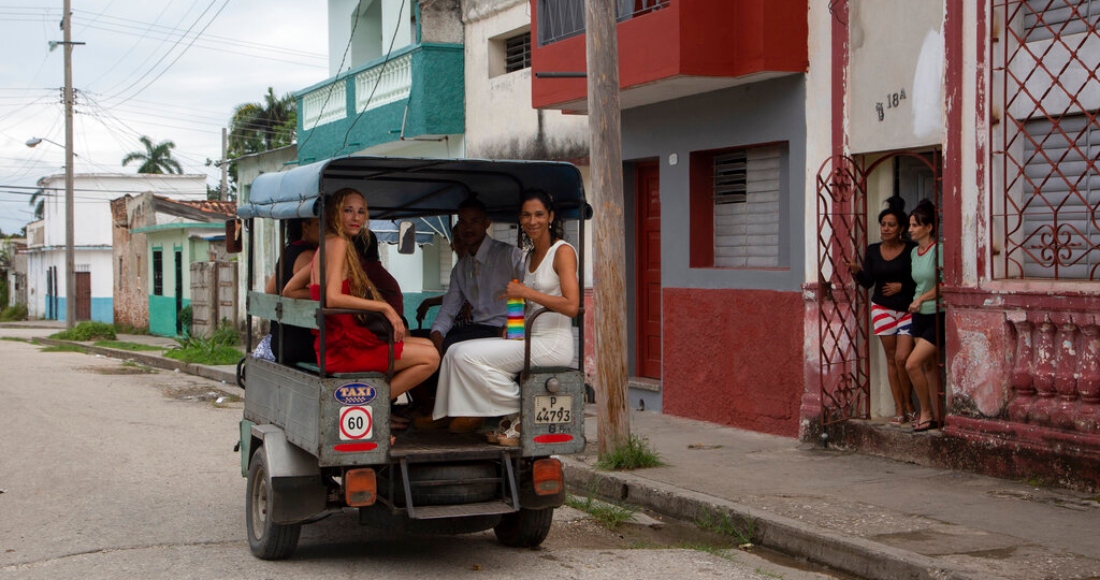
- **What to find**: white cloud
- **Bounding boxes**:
[0,0,328,234]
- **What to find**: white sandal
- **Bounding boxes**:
[488,414,521,447]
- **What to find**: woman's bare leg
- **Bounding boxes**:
[906,338,939,424]
[880,335,906,418]
[390,337,440,399]
[894,334,915,416]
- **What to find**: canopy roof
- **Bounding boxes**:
[238,156,589,222]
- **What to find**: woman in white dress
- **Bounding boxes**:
[432,189,580,445]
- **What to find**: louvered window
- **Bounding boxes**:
[1023,0,1100,41]
[505,32,531,73]
[714,151,748,205]
[692,144,785,269]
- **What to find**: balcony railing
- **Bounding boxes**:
[355,52,413,113]
[536,0,670,45]
[302,82,347,131]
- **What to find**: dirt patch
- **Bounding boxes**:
[161,384,242,406]
[84,363,158,375]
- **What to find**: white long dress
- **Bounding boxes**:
[432,240,576,419]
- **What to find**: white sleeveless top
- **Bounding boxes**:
[523,239,576,341]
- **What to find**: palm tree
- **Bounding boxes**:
[228,87,296,157]
[122,136,183,174]
[28,188,45,219]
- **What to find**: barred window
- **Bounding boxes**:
[505,32,531,73]
[995,0,1100,280]
[153,249,163,296]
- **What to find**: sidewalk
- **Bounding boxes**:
[6,321,1099,580]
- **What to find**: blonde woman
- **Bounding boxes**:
[284,188,439,401]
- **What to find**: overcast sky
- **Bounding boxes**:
[0,0,330,235]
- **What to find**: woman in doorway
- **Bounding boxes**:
[905,199,943,432]
[283,188,439,402]
[849,197,916,425]
[432,189,580,446]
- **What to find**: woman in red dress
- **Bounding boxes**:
[285,188,439,400]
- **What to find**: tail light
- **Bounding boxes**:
[345,468,377,507]
[532,458,563,496]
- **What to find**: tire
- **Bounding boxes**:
[378,462,500,507]
[494,507,553,548]
[246,449,301,560]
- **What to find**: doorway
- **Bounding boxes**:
[634,161,662,379]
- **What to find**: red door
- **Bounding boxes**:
[635,162,662,378]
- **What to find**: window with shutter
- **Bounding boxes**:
[690,143,786,269]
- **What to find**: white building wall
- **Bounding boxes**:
[27,173,207,322]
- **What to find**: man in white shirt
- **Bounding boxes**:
[430,197,523,353]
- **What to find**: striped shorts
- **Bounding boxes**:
[871,303,912,336]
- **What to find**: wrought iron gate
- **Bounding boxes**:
[815,155,870,426]
[815,152,942,426]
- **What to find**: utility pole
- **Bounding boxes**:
[62,0,76,329]
[220,127,229,201]
[586,0,630,456]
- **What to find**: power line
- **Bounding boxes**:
[101,0,233,107]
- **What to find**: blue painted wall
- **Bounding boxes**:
[56,297,114,324]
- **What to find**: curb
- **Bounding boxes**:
[33,338,242,392]
[559,456,993,580]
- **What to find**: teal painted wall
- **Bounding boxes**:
[297,44,465,163]
[149,296,190,337]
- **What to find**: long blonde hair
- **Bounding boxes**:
[325,188,381,301]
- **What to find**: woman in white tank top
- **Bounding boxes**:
[432,190,580,445]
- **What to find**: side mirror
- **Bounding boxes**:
[225,219,243,253]
[397,221,416,254]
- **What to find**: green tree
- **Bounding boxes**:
[228,87,296,156]
[122,136,183,174]
[28,188,45,219]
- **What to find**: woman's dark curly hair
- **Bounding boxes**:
[518,189,564,249]
[878,196,908,228]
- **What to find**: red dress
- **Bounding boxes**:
[310,280,404,373]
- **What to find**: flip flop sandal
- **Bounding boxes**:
[493,415,521,447]
[889,415,907,425]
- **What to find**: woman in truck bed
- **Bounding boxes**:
[432,189,579,445]
[284,188,439,400]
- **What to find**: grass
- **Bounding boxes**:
[165,320,243,365]
[0,303,28,321]
[696,510,755,546]
[39,344,87,353]
[93,340,164,351]
[1,336,29,343]
[165,340,243,366]
[595,435,665,470]
[49,321,116,341]
[565,493,638,531]
[113,324,150,335]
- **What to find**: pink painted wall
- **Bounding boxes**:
[663,288,804,437]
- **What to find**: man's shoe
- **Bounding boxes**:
[448,417,485,434]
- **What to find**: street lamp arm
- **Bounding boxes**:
[25,137,79,158]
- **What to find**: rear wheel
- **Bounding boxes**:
[246,449,301,560]
[494,507,553,548]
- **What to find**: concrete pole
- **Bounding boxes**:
[221,128,229,201]
[63,0,76,328]
[585,0,630,456]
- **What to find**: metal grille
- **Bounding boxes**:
[536,0,670,45]
[995,0,1100,279]
[152,249,163,296]
[713,151,747,204]
[505,32,531,73]
[815,156,870,426]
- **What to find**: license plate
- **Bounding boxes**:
[534,395,572,424]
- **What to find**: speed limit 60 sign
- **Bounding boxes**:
[339,406,374,440]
